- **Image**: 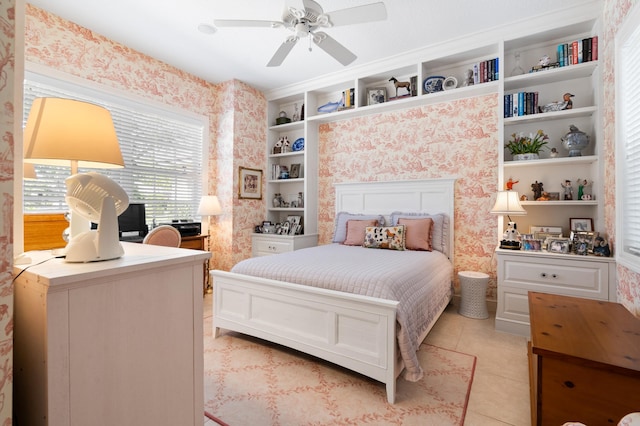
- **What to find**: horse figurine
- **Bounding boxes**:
[388,77,411,97]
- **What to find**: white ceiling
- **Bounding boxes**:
[27,0,600,92]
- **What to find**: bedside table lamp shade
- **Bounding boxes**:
[490,191,526,216]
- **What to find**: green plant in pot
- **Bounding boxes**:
[506,130,549,160]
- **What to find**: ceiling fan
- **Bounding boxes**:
[213,0,387,67]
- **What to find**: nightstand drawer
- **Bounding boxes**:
[253,238,294,255]
[502,256,609,300]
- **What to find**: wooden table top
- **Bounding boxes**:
[528,291,640,375]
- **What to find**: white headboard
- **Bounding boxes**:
[335,178,456,259]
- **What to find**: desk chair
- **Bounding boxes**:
[142,225,181,247]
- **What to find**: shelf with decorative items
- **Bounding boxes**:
[500,15,602,240]
[263,92,317,249]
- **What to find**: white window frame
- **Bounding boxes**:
[23,64,209,228]
[616,3,640,273]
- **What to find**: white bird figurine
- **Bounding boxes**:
[539,93,574,113]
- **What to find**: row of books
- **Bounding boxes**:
[558,36,598,67]
[504,92,539,118]
[473,58,499,84]
[530,36,598,72]
[338,88,356,110]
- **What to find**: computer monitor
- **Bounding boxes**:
[118,203,148,239]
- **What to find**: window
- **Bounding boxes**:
[616,4,640,272]
[23,71,207,227]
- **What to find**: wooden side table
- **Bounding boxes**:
[528,292,640,425]
[179,234,209,294]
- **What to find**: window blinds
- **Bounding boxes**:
[617,4,640,270]
[23,76,205,227]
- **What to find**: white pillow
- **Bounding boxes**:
[390,212,450,257]
[332,212,385,243]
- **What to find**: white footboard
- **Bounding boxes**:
[212,270,400,403]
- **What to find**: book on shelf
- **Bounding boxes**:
[471,57,499,84]
[552,36,598,70]
[504,91,539,118]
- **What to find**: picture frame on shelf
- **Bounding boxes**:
[367,88,386,105]
[570,218,593,232]
[534,231,563,250]
[548,192,560,201]
[290,163,301,179]
[286,215,302,235]
[547,238,571,254]
[522,239,542,251]
[530,226,563,234]
[239,167,262,200]
[571,231,598,255]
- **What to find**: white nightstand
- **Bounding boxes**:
[495,248,616,336]
[251,233,318,257]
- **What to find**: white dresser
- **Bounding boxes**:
[14,243,210,426]
[495,248,616,336]
[251,233,318,257]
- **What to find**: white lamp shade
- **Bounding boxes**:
[197,195,222,216]
[24,98,124,169]
[490,191,527,216]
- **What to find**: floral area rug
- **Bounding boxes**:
[204,315,476,426]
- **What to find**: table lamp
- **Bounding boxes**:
[197,195,222,292]
[490,190,527,249]
[23,97,125,243]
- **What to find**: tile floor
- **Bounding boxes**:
[203,295,531,426]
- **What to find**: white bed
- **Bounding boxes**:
[211,178,456,403]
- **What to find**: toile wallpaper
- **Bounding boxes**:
[0,0,639,422]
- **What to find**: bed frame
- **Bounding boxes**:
[212,178,456,403]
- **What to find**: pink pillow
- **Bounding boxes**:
[343,219,377,246]
[398,217,433,251]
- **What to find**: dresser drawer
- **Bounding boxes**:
[501,256,609,300]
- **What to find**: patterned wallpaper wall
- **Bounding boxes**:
[1,0,639,422]
[317,96,501,295]
[603,0,639,315]
[0,1,16,423]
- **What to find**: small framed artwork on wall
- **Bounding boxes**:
[239,167,262,199]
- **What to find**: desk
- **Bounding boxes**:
[528,292,640,425]
[14,243,210,426]
[180,234,206,250]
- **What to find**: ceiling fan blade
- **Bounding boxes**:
[312,32,357,66]
[326,2,387,27]
[267,37,299,67]
[213,19,282,28]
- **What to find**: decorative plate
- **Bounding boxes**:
[423,76,445,93]
[292,138,305,151]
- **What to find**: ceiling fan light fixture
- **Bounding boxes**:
[295,22,309,38]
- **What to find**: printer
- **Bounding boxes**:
[163,221,201,237]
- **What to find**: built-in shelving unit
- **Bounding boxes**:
[261,4,603,259]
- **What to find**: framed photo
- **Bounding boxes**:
[286,215,302,235]
[571,231,598,255]
[367,88,386,105]
[290,163,301,179]
[239,167,262,199]
[530,226,563,235]
[547,192,560,201]
[570,218,593,232]
[522,239,542,251]
[547,238,571,254]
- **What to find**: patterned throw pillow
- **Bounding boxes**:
[363,226,406,250]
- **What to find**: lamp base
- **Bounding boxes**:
[499,240,521,250]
